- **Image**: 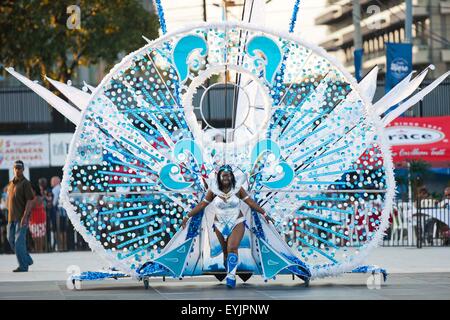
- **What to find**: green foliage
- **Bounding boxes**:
[0,0,159,83]
[395,159,432,199]
[409,159,431,186]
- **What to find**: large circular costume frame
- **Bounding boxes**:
[60,22,396,279]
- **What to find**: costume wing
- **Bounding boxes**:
[59,38,215,274]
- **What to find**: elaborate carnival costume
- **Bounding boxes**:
[208,167,247,240]
[6,0,449,289]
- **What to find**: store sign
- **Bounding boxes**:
[386,117,450,166]
[50,133,73,166]
[0,134,50,169]
[385,42,412,93]
[386,126,445,146]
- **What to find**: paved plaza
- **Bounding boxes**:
[0,247,449,300]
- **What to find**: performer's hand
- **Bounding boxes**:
[181,216,190,229]
[262,212,274,224]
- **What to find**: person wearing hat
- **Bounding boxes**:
[6,160,34,272]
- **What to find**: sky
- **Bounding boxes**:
[160,0,328,45]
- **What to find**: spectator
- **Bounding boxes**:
[418,187,434,208]
[28,184,47,253]
[6,160,34,272]
[1,186,10,253]
[51,176,67,251]
[38,178,53,251]
[438,187,450,208]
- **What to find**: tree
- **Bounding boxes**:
[409,159,432,192]
[0,0,160,84]
[395,159,433,203]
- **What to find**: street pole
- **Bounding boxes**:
[352,0,363,51]
[405,0,413,44]
[352,0,363,81]
[203,0,211,125]
[203,0,207,22]
[416,178,422,249]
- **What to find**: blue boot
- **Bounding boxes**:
[226,253,238,288]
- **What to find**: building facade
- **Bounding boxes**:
[315,0,450,79]
[0,0,155,183]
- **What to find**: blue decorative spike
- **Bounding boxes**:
[154,238,194,278]
[289,0,301,33]
[257,238,291,280]
[154,0,168,34]
[173,35,208,82]
[247,36,282,84]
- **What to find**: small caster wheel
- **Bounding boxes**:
[143,278,149,290]
[304,278,310,288]
[72,279,81,290]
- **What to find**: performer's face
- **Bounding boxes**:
[220,171,232,187]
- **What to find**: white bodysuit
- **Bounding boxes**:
[207,179,248,239]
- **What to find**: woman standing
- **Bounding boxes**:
[29,184,47,253]
[182,165,273,288]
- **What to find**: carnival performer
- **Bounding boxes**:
[182,165,274,288]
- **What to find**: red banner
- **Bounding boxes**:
[385,116,450,167]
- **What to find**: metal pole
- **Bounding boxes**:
[352,0,363,51]
[415,178,422,249]
[202,0,211,127]
[352,0,363,81]
[419,94,424,117]
[203,0,207,21]
[405,0,413,44]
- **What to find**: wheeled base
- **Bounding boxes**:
[68,265,386,290]
[204,271,253,283]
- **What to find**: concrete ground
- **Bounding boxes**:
[0,247,449,300]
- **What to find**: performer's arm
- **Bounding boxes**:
[181,190,214,229]
[239,187,274,224]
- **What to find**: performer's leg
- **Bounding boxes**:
[225,221,245,288]
[214,227,228,269]
[227,222,244,254]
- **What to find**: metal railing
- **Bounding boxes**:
[382,198,450,247]
[0,208,89,254]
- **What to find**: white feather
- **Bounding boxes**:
[46,76,91,110]
[5,67,81,125]
[382,71,450,126]
[358,66,378,103]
